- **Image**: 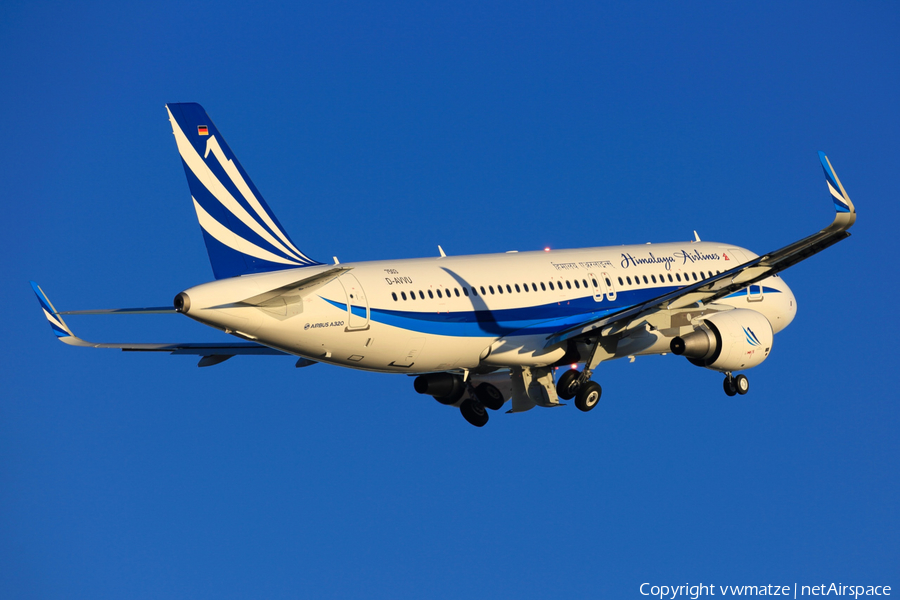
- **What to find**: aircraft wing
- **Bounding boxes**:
[31,281,290,365]
[545,152,856,347]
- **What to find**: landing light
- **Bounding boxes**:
[570,363,578,370]
[544,247,551,252]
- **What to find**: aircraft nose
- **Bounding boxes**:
[782,283,797,330]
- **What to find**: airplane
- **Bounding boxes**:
[31,103,857,427]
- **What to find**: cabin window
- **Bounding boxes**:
[455,288,460,297]
[418,291,424,299]
[463,287,469,297]
[605,278,612,287]
[642,276,648,284]
[548,282,555,290]
[489,286,495,295]
[618,277,624,286]
[540,282,546,291]
[591,278,598,287]
[480,286,486,295]
[532,283,537,291]
[675,273,681,282]
[651,274,657,283]
[428,290,434,299]
[401,291,407,300]
[515,284,521,293]
[506,284,512,293]
[666,274,673,282]
[436,289,442,298]
[573,280,580,289]
[498,285,504,294]
[691,272,697,281]
[565,280,572,289]
[626,277,632,285]
[392,292,398,301]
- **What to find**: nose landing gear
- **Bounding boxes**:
[556,368,581,400]
[556,368,602,412]
[723,373,749,396]
[574,380,602,412]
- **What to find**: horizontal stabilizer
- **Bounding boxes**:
[60,307,177,315]
[30,281,288,358]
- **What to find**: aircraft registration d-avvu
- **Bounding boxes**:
[32,103,857,427]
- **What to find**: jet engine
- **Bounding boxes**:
[670,309,774,372]
[414,373,466,405]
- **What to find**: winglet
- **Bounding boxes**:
[818,151,856,228]
[30,281,77,342]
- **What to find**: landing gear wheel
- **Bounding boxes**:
[574,381,602,412]
[556,369,582,401]
[734,374,749,395]
[460,399,489,427]
[723,376,737,397]
[475,383,505,411]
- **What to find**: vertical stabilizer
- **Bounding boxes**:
[166,103,322,279]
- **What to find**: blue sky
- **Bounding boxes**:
[2,1,898,598]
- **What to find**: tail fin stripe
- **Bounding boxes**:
[169,108,309,264]
[192,198,305,266]
[203,136,309,260]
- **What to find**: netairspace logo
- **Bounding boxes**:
[640,582,892,599]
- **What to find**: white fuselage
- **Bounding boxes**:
[179,241,796,374]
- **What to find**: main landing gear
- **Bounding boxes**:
[460,398,489,427]
[458,382,506,427]
[723,373,749,397]
[556,368,602,413]
[413,374,506,427]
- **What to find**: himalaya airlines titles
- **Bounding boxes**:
[621,248,723,271]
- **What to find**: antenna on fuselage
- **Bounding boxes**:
[438,245,446,258]
[693,230,701,243]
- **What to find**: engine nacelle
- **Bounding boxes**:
[414,373,465,404]
[670,309,774,372]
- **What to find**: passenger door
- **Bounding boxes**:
[339,273,369,330]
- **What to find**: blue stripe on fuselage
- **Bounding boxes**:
[320,284,783,337]
[321,286,675,337]
[722,286,782,299]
